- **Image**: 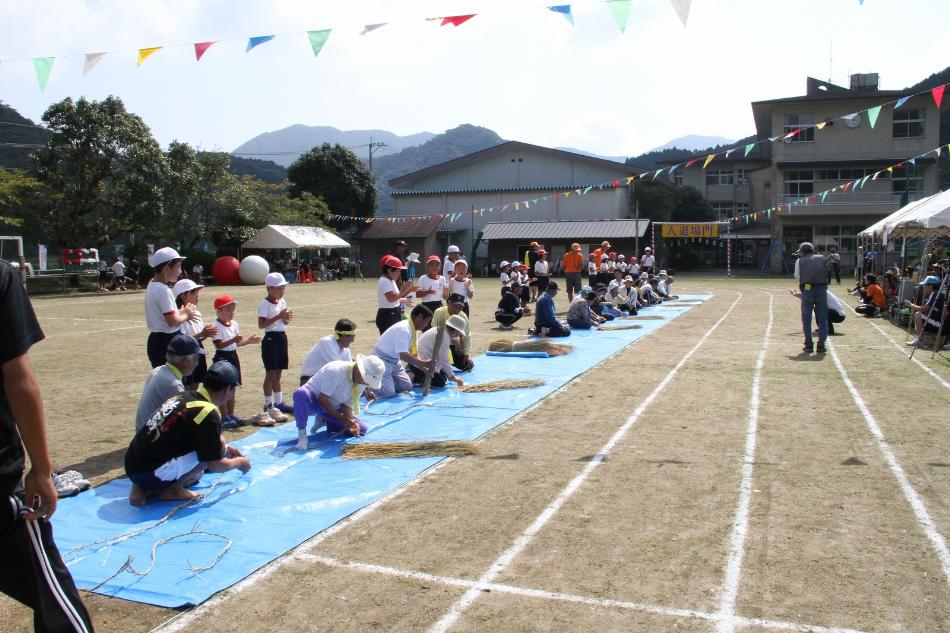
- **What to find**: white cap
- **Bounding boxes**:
[447,245,460,254]
[445,314,467,334]
[265,272,288,287]
[173,279,204,297]
[658,270,668,277]
[357,354,385,390]
[640,272,649,279]
[499,260,510,269]
[644,247,652,252]
[148,247,184,268]
[618,254,626,259]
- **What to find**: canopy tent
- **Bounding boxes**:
[886,188,950,239]
[858,193,936,240]
[241,224,350,250]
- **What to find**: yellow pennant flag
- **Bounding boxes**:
[816,121,826,130]
[137,47,162,67]
[703,154,715,169]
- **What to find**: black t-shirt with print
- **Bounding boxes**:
[0,261,46,497]
[125,390,224,475]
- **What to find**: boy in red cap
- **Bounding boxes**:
[211,295,262,427]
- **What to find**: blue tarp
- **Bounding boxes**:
[53,296,709,607]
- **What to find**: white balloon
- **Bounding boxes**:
[239,255,270,285]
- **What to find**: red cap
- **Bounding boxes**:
[608,252,616,259]
[380,254,406,270]
[213,294,237,310]
[537,250,546,256]
[427,255,441,263]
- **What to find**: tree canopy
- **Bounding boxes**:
[287,143,376,217]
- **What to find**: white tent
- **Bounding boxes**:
[241,224,350,250]
[857,193,936,240]
[890,188,950,238]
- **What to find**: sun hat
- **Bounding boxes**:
[445,314,467,333]
[658,270,668,278]
[380,254,406,270]
[602,241,612,248]
[356,355,385,390]
[148,246,184,268]
[173,279,204,297]
[571,243,581,251]
[167,334,206,356]
[213,294,237,310]
[265,272,288,287]
[447,245,461,254]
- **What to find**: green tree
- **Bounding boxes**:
[29,96,166,247]
[287,143,376,217]
[632,182,713,222]
[0,169,46,227]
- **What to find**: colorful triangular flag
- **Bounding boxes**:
[136,47,162,66]
[669,0,691,26]
[360,23,387,35]
[82,53,105,76]
[441,14,476,27]
[867,105,881,128]
[307,30,332,57]
[32,57,54,91]
[548,5,574,25]
[744,143,754,157]
[816,121,827,130]
[931,85,945,109]
[607,0,631,33]
[894,96,910,109]
[247,35,275,52]
[194,42,216,61]
[703,154,715,169]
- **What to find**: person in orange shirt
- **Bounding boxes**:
[854,274,885,317]
[562,243,585,301]
[591,241,611,267]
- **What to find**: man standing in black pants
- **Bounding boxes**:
[0,260,95,632]
[826,247,841,284]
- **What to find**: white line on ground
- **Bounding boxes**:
[44,325,143,338]
[859,315,950,392]
[716,293,774,633]
[37,316,142,323]
[828,343,950,587]
[426,293,745,633]
[302,553,866,633]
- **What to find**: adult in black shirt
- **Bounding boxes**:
[495,281,525,329]
[0,260,95,632]
[124,361,250,506]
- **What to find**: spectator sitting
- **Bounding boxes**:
[496,280,525,330]
[904,275,946,346]
[854,274,885,316]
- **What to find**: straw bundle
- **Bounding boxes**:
[343,440,479,460]
[488,338,573,356]
[457,379,545,393]
[598,323,643,331]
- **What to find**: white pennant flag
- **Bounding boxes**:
[83,52,106,75]
[669,0,691,26]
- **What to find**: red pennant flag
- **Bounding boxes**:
[441,14,476,27]
[932,85,945,109]
[611,180,620,187]
[194,41,216,61]
[685,159,699,168]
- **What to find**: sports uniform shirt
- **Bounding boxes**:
[134,364,186,432]
[179,309,204,338]
[300,335,351,378]
[827,292,846,318]
[642,254,655,269]
[562,251,583,274]
[443,257,462,279]
[377,276,400,309]
[213,319,240,351]
[416,327,456,379]
[0,261,45,496]
[258,297,288,332]
[302,360,356,409]
[448,276,473,302]
[417,274,447,302]
[145,280,180,333]
[113,261,125,277]
[373,320,414,361]
[125,389,224,475]
[534,260,550,275]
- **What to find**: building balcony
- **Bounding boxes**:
[775,191,925,207]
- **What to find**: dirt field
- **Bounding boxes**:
[2,275,949,633]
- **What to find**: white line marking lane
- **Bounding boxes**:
[717,292,774,633]
[427,293,745,633]
[859,313,950,392]
[828,342,950,587]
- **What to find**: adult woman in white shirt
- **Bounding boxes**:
[145,247,197,368]
[376,255,417,334]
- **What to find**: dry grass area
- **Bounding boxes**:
[3,275,950,633]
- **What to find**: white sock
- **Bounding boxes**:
[264,395,274,407]
[274,392,283,404]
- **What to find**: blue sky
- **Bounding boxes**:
[1,0,947,157]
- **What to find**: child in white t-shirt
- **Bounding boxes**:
[417,255,448,313]
[258,272,294,418]
[211,294,261,427]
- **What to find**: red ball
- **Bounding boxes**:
[211,256,241,285]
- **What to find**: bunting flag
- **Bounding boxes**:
[702,154,715,169]
[894,96,910,109]
[360,23,387,35]
[607,0,632,33]
[932,85,945,109]
[866,105,881,128]
[194,42,216,61]
[82,52,105,76]
[246,35,275,52]
[307,30,332,57]
[136,47,162,66]
[32,57,54,91]
[744,143,754,157]
[669,0,691,26]
[816,121,827,130]
[685,158,698,168]
[441,14,476,27]
[548,5,574,25]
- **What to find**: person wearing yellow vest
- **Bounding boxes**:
[124,360,250,506]
[371,305,435,399]
[292,356,386,451]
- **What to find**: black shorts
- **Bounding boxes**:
[213,349,242,383]
[261,331,289,371]
[376,307,402,335]
[147,331,178,368]
[184,345,208,386]
[422,300,444,314]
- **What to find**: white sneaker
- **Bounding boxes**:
[267,407,289,422]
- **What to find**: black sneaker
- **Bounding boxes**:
[816,344,827,354]
[802,343,813,353]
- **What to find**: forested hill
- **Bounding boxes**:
[0,102,51,169]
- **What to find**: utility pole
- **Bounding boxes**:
[367,137,388,173]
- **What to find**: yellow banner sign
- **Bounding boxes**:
[661,223,719,238]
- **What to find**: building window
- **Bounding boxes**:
[784,170,814,196]
[783,114,815,142]
[893,108,924,138]
[735,203,750,215]
[706,170,735,185]
[736,168,748,185]
[816,168,878,180]
[710,202,734,221]
[891,164,922,194]
[673,172,683,187]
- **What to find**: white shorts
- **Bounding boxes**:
[153,451,200,482]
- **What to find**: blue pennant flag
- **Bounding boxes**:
[548,5,574,25]
[247,35,276,52]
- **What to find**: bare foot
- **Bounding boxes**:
[157,485,202,503]
[129,484,153,506]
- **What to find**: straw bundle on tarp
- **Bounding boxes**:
[488,338,573,356]
[342,440,479,460]
[457,379,545,393]
[598,323,643,331]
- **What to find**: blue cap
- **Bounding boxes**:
[919,275,941,286]
[206,360,241,386]
[167,334,206,356]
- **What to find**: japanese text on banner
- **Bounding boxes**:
[661,223,719,238]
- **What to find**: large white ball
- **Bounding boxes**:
[239,255,270,285]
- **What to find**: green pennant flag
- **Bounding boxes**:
[607,0,632,33]
[33,57,54,92]
[307,29,332,57]
[744,143,754,157]
[866,105,881,129]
